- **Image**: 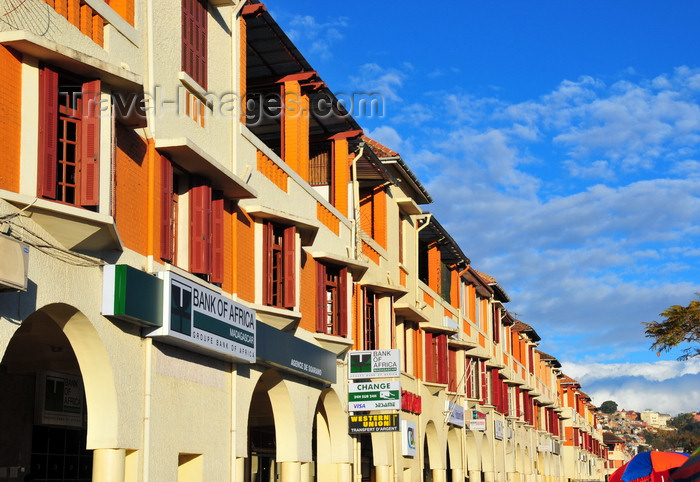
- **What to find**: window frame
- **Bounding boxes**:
[263,221,296,309]
[315,261,348,337]
[182,0,208,88]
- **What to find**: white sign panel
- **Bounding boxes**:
[349,381,401,411]
[401,420,417,457]
[494,419,504,440]
[348,349,400,379]
[469,419,486,431]
[149,271,256,362]
[445,400,465,427]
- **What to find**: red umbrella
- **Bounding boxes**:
[610,451,689,482]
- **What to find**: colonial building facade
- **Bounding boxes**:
[0,1,607,481]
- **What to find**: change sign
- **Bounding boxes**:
[349,381,401,411]
[348,349,400,379]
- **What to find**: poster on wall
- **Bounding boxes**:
[401,420,417,457]
[148,271,256,362]
[348,349,400,379]
[445,400,465,427]
[494,419,504,440]
[35,371,84,428]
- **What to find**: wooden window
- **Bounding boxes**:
[160,155,175,262]
[263,221,295,308]
[182,0,207,88]
[315,262,347,336]
[185,176,224,282]
[448,347,458,392]
[363,289,377,350]
[38,66,101,208]
[425,332,447,384]
[466,358,479,399]
[492,305,501,343]
[309,143,332,186]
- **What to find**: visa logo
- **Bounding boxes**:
[351,403,367,409]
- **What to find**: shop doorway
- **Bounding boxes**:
[359,434,373,482]
[247,382,277,482]
[0,310,92,482]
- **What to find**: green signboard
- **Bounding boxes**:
[348,381,401,410]
[348,349,400,379]
[102,264,163,327]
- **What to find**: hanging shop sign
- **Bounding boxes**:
[147,271,256,362]
[348,349,400,379]
[35,371,85,428]
[348,381,401,411]
[256,321,336,384]
[445,400,465,427]
[102,264,163,327]
[349,413,400,434]
[401,420,417,457]
[494,419,504,440]
[468,410,487,431]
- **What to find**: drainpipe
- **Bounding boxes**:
[350,143,364,258]
[414,213,432,307]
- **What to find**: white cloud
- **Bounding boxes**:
[366,126,403,153]
[562,359,700,383]
[350,63,406,102]
[285,14,348,61]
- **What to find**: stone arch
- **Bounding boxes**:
[33,303,120,449]
[424,420,445,470]
[315,388,350,465]
[251,369,299,461]
[465,429,481,472]
[447,427,463,471]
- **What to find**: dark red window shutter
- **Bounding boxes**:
[182,0,207,88]
[338,266,348,337]
[209,191,224,283]
[262,221,273,305]
[480,360,488,405]
[80,79,101,207]
[424,333,435,383]
[437,334,447,384]
[38,66,59,200]
[315,262,326,333]
[160,155,174,261]
[491,369,501,410]
[448,348,457,392]
[515,386,521,418]
[189,178,211,275]
[282,225,296,308]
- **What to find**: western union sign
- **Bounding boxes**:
[349,413,400,434]
[348,381,401,411]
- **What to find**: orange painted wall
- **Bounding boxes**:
[282,81,309,181]
[108,0,135,26]
[114,124,149,255]
[352,284,362,349]
[0,46,22,193]
[234,206,256,303]
[221,200,235,294]
[427,244,441,293]
[332,138,349,216]
[450,269,459,309]
[298,252,317,332]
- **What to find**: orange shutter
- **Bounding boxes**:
[38,66,59,200]
[80,79,101,206]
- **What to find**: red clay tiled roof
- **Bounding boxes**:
[472,269,496,284]
[559,374,580,385]
[362,135,399,158]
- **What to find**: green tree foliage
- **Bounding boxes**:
[644,297,700,360]
[642,414,700,454]
[600,400,618,414]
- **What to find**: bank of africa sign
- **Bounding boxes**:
[148,271,256,362]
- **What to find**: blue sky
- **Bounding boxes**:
[266,1,700,415]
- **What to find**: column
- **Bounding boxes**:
[483,471,496,482]
[280,461,301,482]
[375,465,391,482]
[235,457,245,482]
[337,462,352,482]
[92,448,125,482]
[432,468,447,482]
[470,470,483,482]
[451,468,465,482]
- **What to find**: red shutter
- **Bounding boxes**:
[209,191,224,283]
[437,334,448,384]
[182,0,207,88]
[189,178,211,274]
[80,79,101,207]
[480,360,488,405]
[38,66,58,200]
[338,266,348,337]
[515,386,521,418]
[282,225,296,308]
[448,348,457,392]
[262,221,272,305]
[315,262,326,333]
[160,155,174,261]
[424,333,435,383]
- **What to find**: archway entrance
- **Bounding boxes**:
[247,380,277,482]
[0,310,92,482]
